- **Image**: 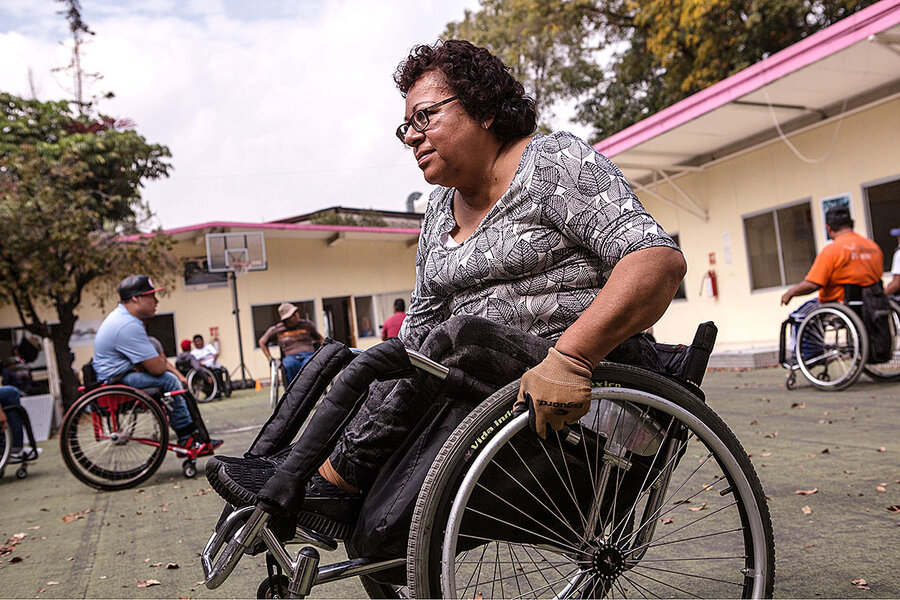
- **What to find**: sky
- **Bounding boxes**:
[0,0,590,229]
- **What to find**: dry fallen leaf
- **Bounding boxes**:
[765,431,778,438]
[661,517,674,524]
[166,563,179,569]
[760,452,772,457]
[876,486,887,493]
[136,579,161,588]
[887,505,900,513]
[852,578,870,590]
[802,505,812,515]
[791,403,806,409]
[46,582,59,586]
[688,503,708,512]
[749,420,758,426]
[795,488,818,495]
[877,447,886,453]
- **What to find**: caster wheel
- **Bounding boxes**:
[16,467,28,479]
[785,374,797,390]
[257,575,291,598]
[182,459,197,478]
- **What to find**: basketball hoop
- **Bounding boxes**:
[229,260,251,277]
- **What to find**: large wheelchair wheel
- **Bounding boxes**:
[864,298,900,382]
[796,303,868,391]
[60,386,169,490]
[189,367,219,403]
[408,364,775,599]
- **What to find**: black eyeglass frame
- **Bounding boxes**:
[395,96,459,142]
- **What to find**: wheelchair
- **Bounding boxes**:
[778,289,900,391]
[268,358,284,409]
[188,365,233,402]
[202,323,775,599]
[59,382,218,489]
[0,403,40,481]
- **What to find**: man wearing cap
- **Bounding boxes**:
[885,227,900,297]
[93,275,221,453]
[258,303,324,385]
[780,207,884,359]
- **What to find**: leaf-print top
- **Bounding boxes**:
[399,131,680,343]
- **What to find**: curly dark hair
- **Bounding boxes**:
[394,39,537,143]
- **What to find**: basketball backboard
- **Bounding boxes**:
[206,232,267,273]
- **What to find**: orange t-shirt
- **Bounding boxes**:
[805,231,884,303]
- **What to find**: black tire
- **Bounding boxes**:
[220,368,233,397]
[408,364,775,599]
[256,574,291,599]
[60,386,169,491]
[188,367,218,403]
[16,466,27,479]
[864,299,900,382]
[796,303,868,391]
[183,458,197,478]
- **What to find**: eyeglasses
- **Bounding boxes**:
[395,96,458,142]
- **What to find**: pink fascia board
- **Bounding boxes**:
[119,220,421,242]
[594,0,900,157]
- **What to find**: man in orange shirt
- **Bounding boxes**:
[781,206,883,307]
[780,206,884,361]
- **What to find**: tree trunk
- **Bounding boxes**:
[49,310,80,411]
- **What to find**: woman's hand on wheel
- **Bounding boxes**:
[516,348,593,438]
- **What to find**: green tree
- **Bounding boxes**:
[0,93,176,407]
[576,0,877,139]
[444,0,605,128]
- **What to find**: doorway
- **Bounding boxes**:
[322,296,353,347]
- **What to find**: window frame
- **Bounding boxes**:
[742,198,815,293]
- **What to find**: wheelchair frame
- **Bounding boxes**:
[779,297,900,391]
[187,364,232,402]
[202,339,776,599]
[59,383,217,489]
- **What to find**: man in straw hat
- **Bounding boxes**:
[258,302,323,385]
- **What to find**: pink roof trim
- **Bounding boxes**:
[119,220,421,242]
[594,0,900,157]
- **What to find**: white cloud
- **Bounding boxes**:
[1,0,482,227]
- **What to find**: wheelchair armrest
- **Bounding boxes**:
[682,321,717,386]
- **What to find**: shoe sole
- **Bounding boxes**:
[206,459,259,507]
[296,511,353,540]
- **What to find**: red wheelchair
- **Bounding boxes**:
[59,383,218,490]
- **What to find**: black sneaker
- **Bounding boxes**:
[206,448,290,506]
[296,473,362,540]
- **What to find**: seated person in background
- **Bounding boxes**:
[191,334,221,369]
[381,298,406,341]
[175,339,202,376]
[781,206,884,356]
[258,303,324,385]
[1,347,33,394]
[0,385,41,462]
[93,275,221,453]
[886,226,900,297]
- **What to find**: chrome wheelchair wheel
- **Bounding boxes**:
[220,368,233,397]
[796,303,868,391]
[60,386,169,490]
[863,299,900,382]
[409,365,775,599]
[269,361,281,409]
[189,366,219,403]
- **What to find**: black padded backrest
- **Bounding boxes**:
[654,321,717,389]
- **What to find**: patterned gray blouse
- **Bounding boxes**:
[399,131,679,343]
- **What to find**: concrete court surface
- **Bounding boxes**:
[0,368,898,598]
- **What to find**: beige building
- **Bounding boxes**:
[596,0,900,352]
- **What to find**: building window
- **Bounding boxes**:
[864,177,900,271]
[669,234,687,301]
[252,301,316,348]
[744,201,815,291]
[183,258,228,290]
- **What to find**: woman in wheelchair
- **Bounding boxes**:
[208,38,685,545]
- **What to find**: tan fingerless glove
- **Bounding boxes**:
[516,347,593,438]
